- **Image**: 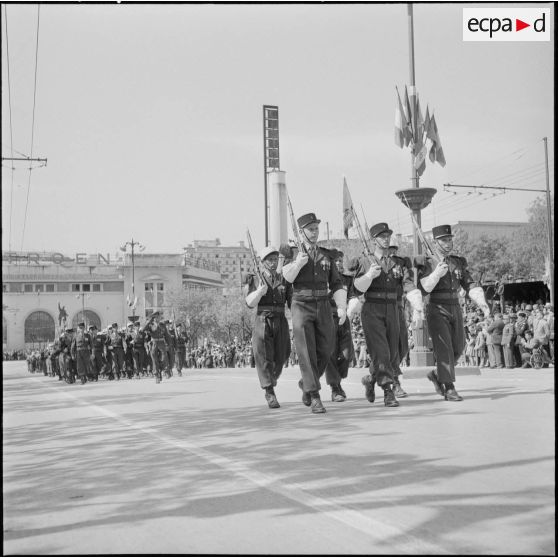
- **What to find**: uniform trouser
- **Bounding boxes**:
[59,352,71,380]
[252,312,291,389]
[513,344,523,368]
[324,315,354,386]
[361,301,400,387]
[395,303,409,377]
[167,347,175,371]
[110,347,125,377]
[503,344,515,367]
[125,348,134,372]
[75,349,91,378]
[175,348,186,372]
[104,350,113,375]
[291,299,335,393]
[426,302,465,383]
[150,340,168,375]
[90,350,104,377]
[133,346,147,373]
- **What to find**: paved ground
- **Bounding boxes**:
[3,361,555,556]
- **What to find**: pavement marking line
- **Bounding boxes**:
[18,374,451,554]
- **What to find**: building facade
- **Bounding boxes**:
[2,251,223,351]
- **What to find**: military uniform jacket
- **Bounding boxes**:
[246,271,292,313]
[289,247,344,302]
[501,323,516,345]
[176,332,189,349]
[415,254,477,304]
[355,254,415,302]
[391,255,413,303]
[59,334,73,354]
[91,332,107,352]
[143,322,170,344]
[130,329,149,348]
[71,330,92,358]
[107,330,125,350]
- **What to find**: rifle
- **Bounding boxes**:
[246,228,266,284]
[286,192,307,255]
[401,191,444,264]
[344,183,381,267]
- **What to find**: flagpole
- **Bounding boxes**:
[408,3,419,252]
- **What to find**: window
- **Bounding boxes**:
[57,283,69,292]
[3,315,7,344]
[24,284,33,293]
[24,311,55,345]
[46,284,55,292]
[92,284,101,292]
[2,284,7,293]
[35,284,44,292]
[145,282,165,316]
[72,284,81,292]
[82,284,91,292]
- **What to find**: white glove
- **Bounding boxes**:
[245,284,268,308]
[432,262,449,279]
[282,251,309,282]
[469,286,490,317]
[405,288,424,313]
[354,264,381,293]
[420,263,448,293]
[347,297,362,319]
[332,289,347,326]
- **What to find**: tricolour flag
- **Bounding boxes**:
[395,86,410,148]
[342,177,354,239]
[427,114,446,167]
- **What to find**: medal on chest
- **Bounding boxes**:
[320,258,331,272]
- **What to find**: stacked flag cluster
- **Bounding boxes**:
[395,85,446,176]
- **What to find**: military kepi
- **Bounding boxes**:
[258,245,279,261]
[369,222,393,238]
[297,213,321,228]
[432,224,453,239]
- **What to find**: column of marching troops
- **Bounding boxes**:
[45,317,190,385]
[245,212,490,413]
[36,211,492,413]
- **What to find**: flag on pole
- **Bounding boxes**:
[342,177,354,239]
[415,95,425,152]
[395,87,410,148]
[427,114,446,167]
[404,85,414,146]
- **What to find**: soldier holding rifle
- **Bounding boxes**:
[354,223,419,407]
[244,232,292,409]
[415,224,490,401]
[282,209,346,414]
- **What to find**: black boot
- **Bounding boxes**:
[427,370,445,396]
[310,391,326,414]
[298,379,311,407]
[264,386,280,409]
[383,386,399,407]
[331,384,346,402]
[361,375,376,403]
[393,378,408,398]
[444,382,463,401]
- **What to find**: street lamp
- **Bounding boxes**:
[120,238,145,320]
[75,293,91,327]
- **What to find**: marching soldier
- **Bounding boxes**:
[282,213,346,413]
[89,325,105,381]
[415,224,490,401]
[324,249,355,402]
[166,320,177,377]
[59,327,75,384]
[71,321,92,384]
[245,245,292,409]
[354,223,419,407]
[106,323,126,381]
[175,323,189,377]
[143,312,170,384]
[124,322,136,378]
[131,320,149,378]
[389,242,413,397]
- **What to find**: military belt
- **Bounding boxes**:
[293,289,329,297]
[429,291,460,304]
[257,305,285,314]
[365,291,398,302]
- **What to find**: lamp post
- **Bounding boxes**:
[120,238,145,321]
[75,293,91,327]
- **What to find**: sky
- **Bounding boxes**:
[1,2,554,256]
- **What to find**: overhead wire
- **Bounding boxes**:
[20,4,40,252]
[3,5,16,252]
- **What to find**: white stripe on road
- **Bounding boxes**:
[30,374,450,554]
